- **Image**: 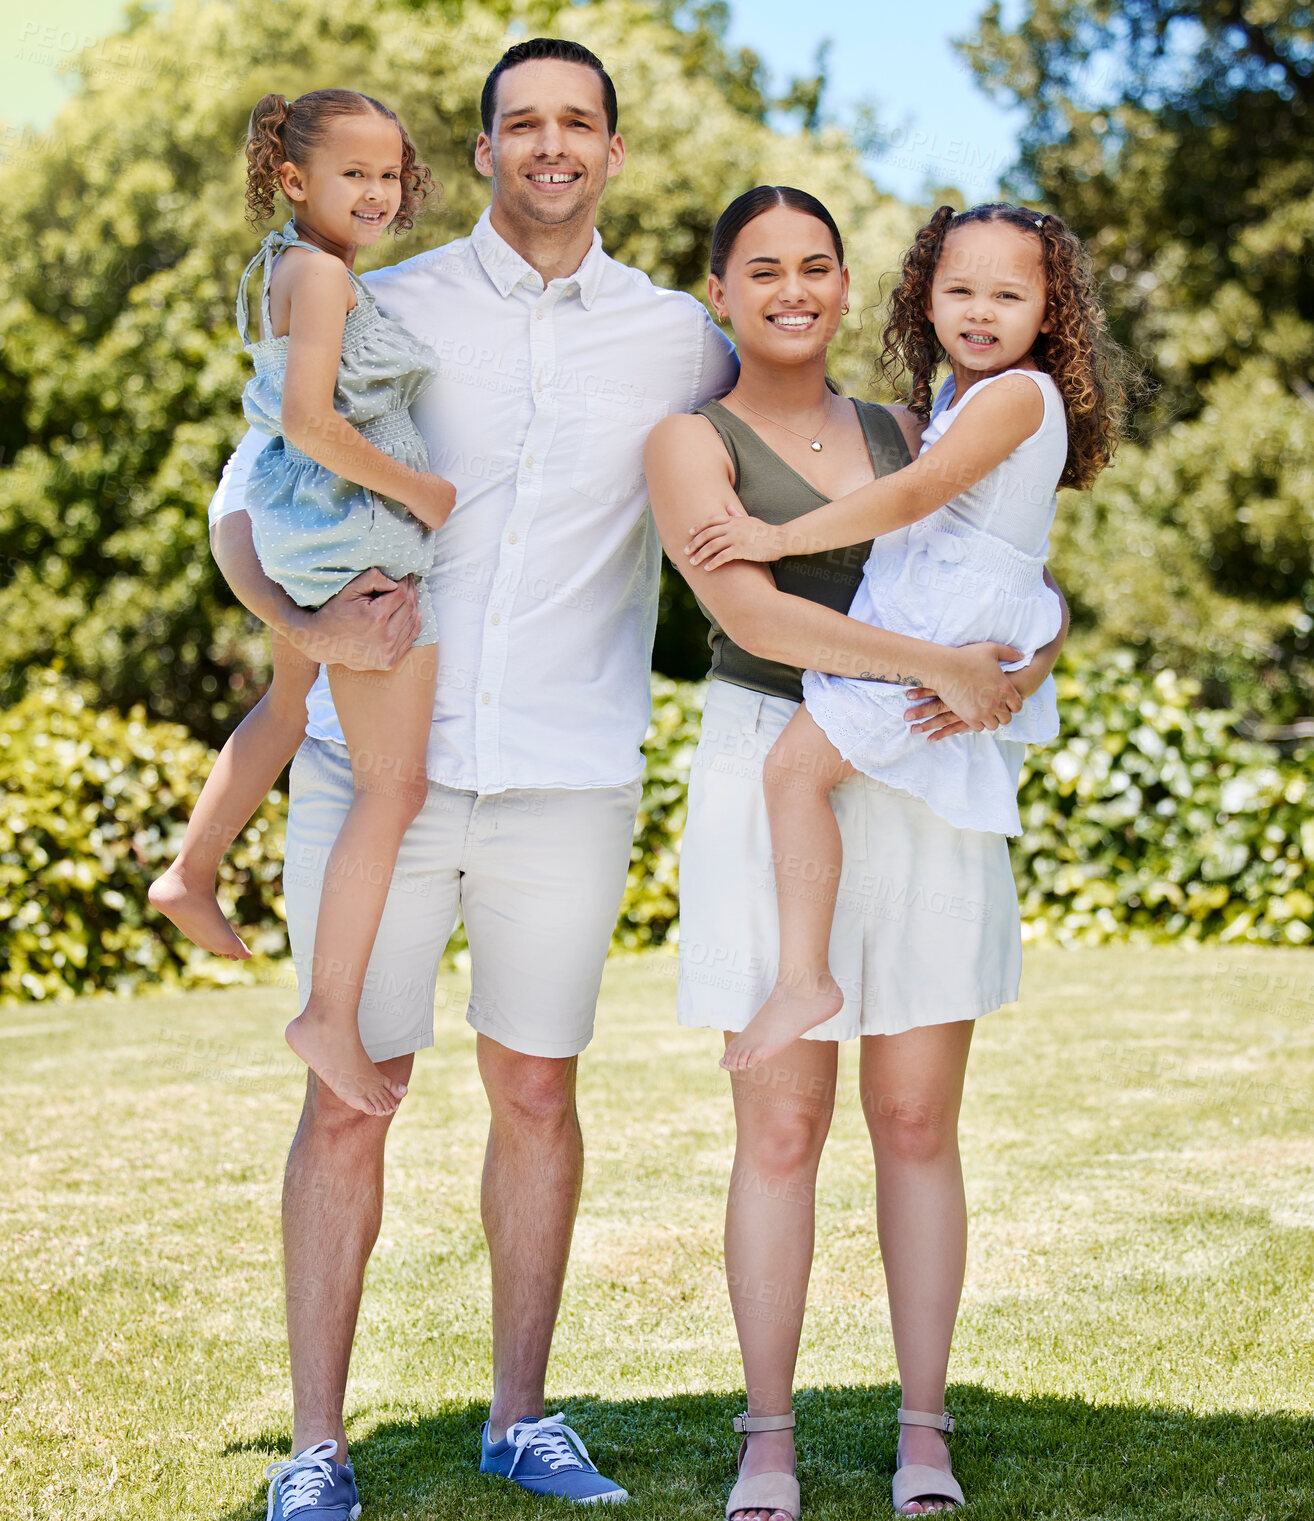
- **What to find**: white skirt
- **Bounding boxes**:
[676,679,1023,1039]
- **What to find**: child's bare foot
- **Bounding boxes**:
[285,1011,408,1116]
[721,973,844,1071]
[148,866,251,960]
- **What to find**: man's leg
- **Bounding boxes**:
[477,1039,582,1439]
[283,1054,413,1460]
[461,782,640,1502]
[278,736,466,1467]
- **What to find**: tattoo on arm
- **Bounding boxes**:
[857,670,919,684]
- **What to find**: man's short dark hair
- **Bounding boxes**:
[480,37,618,137]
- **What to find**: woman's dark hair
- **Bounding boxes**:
[481,37,618,136]
[245,89,436,233]
[881,202,1128,490]
[709,186,845,279]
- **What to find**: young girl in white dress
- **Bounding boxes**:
[684,202,1124,1070]
[150,90,455,1115]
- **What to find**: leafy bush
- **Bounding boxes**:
[615,675,704,949]
[1014,652,1314,946]
[7,658,1313,1002]
[0,669,287,1001]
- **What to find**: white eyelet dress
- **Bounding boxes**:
[801,368,1067,836]
[235,219,441,645]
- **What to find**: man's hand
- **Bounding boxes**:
[913,642,1024,735]
[286,569,422,672]
[684,510,783,569]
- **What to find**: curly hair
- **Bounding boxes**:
[244,89,436,234]
[880,203,1127,490]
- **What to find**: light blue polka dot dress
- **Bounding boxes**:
[236,218,440,645]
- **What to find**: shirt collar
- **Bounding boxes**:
[470,206,607,310]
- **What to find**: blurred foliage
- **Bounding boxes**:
[0,668,288,1002]
[8,664,1314,1002]
[0,0,915,730]
[959,1,1314,723]
[1016,652,1314,945]
[615,673,702,948]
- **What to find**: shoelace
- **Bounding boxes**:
[506,1414,594,1476]
[265,1440,341,1518]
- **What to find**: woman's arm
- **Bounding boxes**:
[645,415,1024,731]
[685,373,1045,569]
[277,254,455,528]
[211,511,421,672]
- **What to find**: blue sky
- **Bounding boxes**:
[2,0,1022,202]
[722,0,1024,201]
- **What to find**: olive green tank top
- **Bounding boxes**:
[692,397,912,703]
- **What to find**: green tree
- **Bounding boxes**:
[960,1,1314,721]
[0,0,913,736]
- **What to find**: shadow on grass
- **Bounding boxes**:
[221,1383,1314,1520]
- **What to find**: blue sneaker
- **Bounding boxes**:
[480,1413,628,1504]
[265,1439,362,1519]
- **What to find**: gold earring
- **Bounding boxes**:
[841,305,850,315]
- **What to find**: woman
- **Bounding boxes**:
[644,187,1069,1519]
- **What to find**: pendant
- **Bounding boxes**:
[810,440,823,451]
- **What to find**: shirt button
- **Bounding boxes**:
[481,692,491,705]
[525,455,535,468]
[507,531,518,544]
[535,380,544,392]
[490,613,501,626]
[535,309,544,321]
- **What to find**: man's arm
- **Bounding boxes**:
[645,415,1024,731]
[692,306,739,408]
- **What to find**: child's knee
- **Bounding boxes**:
[351,752,429,824]
[764,733,823,797]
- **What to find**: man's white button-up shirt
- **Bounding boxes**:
[209,208,738,793]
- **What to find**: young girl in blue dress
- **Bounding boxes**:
[150,90,454,1115]
[684,203,1125,1072]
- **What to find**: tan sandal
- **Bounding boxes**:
[892,1407,964,1514]
[724,1410,801,1520]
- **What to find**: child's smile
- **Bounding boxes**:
[926,221,1052,383]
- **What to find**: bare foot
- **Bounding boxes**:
[720,973,844,1071]
[285,1012,408,1117]
[148,866,251,960]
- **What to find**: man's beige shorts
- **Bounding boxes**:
[283,737,643,1061]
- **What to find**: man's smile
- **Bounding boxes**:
[527,169,583,190]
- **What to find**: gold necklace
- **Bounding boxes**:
[734,393,834,452]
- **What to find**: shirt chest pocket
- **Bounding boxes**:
[570,392,671,504]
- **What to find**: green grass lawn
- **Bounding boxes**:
[3,946,1313,1520]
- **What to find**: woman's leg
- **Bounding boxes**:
[724,1035,837,1521]
[284,641,436,1117]
[859,1021,975,1515]
[722,707,853,1071]
[149,632,317,959]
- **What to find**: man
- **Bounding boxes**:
[209,38,737,1517]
